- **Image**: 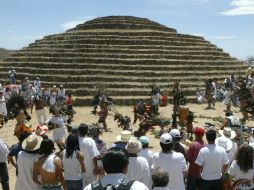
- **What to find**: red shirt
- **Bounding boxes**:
[187,139,207,178]
[65,97,73,106]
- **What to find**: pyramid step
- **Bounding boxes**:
[27,43,223,52]
[0,66,245,77]
[10,52,234,61]
[30,41,214,49]
[48,30,199,38]
[0,71,243,83]
[41,34,206,43]
[0,63,246,72]
[19,47,230,57]
[68,22,176,32]
[5,57,241,65]
[35,38,212,46]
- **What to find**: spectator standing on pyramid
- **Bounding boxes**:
[34,77,41,93]
[8,68,16,84]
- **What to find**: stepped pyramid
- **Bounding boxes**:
[0,16,246,105]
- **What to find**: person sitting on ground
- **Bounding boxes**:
[138,136,154,170]
[33,138,67,190]
[125,137,151,188]
[84,147,149,190]
[228,144,254,189]
[151,167,170,190]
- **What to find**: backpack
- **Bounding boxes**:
[91,178,135,190]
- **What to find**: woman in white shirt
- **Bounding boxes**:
[228,144,254,188]
[61,134,85,190]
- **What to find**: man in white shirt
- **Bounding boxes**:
[78,123,100,187]
[0,138,10,190]
[153,133,187,190]
[195,129,229,190]
[125,137,151,188]
[84,147,148,190]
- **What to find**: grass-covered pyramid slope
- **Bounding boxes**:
[0,16,246,105]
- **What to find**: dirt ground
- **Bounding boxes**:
[1,102,253,189]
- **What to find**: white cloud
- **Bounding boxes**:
[191,33,236,40]
[209,35,237,40]
[221,0,254,15]
[192,33,206,37]
[60,16,96,31]
[146,0,208,6]
[10,34,43,41]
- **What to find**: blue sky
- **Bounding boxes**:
[0,0,253,60]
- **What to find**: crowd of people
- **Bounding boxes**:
[1,124,254,190]
[0,70,254,190]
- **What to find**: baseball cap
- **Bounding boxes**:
[139,136,149,145]
[169,129,181,138]
[160,133,172,144]
[194,127,205,137]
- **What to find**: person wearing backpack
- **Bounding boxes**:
[84,147,149,190]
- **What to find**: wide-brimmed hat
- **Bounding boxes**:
[215,136,233,152]
[125,137,142,154]
[219,127,236,139]
[34,125,48,136]
[116,130,132,142]
[22,134,43,151]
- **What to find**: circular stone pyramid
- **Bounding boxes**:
[0,16,246,105]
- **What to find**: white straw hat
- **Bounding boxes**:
[116,130,132,142]
[22,134,43,151]
[218,127,236,140]
[215,136,233,152]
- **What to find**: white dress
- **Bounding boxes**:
[223,90,232,105]
[0,96,7,116]
[48,116,66,142]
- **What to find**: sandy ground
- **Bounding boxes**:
[1,102,253,189]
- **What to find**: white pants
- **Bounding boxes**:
[36,109,47,125]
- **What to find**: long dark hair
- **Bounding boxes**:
[65,133,80,158]
[236,144,253,173]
